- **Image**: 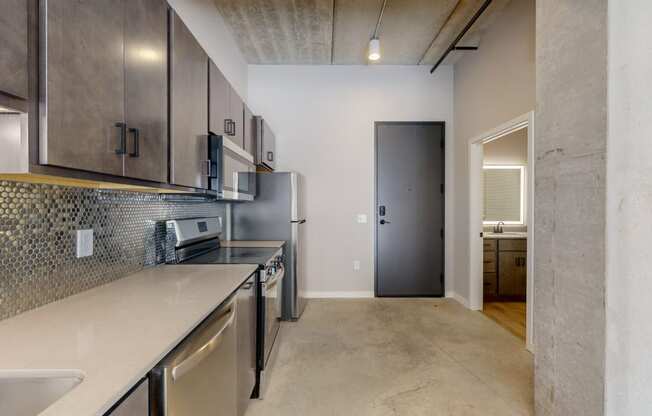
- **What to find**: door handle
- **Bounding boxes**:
[171,302,236,381]
[114,122,127,154]
[379,219,391,225]
[128,127,139,157]
[224,119,231,136]
[231,120,237,136]
[267,151,274,162]
[379,205,386,216]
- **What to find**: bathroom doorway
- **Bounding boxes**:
[468,112,534,351]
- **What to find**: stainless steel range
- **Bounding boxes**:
[164,217,284,400]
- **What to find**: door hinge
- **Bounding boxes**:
[440,138,445,149]
[440,228,444,239]
[440,183,444,194]
[440,273,444,287]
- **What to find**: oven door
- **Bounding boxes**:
[208,135,256,201]
[262,265,284,368]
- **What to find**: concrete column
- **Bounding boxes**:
[605,1,652,414]
[534,1,607,415]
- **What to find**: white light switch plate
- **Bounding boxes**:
[76,229,93,258]
[357,214,367,224]
[353,260,361,271]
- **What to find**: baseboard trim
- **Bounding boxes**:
[304,291,375,299]
[446,291,470,308]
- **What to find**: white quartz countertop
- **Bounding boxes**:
[0,264,258,416]
[484,232,527,239]
[221,240,286,248]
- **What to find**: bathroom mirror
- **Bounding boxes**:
[483,166,524,224]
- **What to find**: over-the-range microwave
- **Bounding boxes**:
[207,134,256,201]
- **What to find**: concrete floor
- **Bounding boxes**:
[246,298,533,416]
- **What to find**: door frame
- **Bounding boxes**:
[374,121,446,298]
[468,111,534,351]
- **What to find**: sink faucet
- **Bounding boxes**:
[493,221,505,233]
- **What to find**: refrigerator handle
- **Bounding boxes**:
[291,219,306,224]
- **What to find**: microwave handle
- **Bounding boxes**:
[202,160,213,177]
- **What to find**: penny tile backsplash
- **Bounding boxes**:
[0,180,226,321]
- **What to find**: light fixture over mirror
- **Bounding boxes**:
[368,38,381,61]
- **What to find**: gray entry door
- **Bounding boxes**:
[375,122,445,297]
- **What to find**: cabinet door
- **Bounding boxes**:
[498,251,527,296]
[208,59,230,137]
[123,0,168,182]
[108,379,148,416]
[0,0,28,100]
[170,11,208,189]
[243,105,255,157]
[261,120,276,170]
[228,87,244,148]
[42,0,125,176]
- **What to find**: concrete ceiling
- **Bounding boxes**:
[214,0,510,65]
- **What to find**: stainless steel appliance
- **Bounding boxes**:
[151,294,238,416]
[236,274,256,416]
[164,217,284,401]
[208,134,256,201]
[233,172,306,321]
[253,116,276,171]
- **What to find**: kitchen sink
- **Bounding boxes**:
[0,370,84,416]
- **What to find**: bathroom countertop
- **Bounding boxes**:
[483,232,527,239]
[0,263,258,416]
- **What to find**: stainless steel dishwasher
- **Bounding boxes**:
[151,295,238,416]
[236,275,256,416]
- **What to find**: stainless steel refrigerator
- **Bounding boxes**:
[232,172,306,321]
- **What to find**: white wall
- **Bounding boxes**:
[605,0,652,413]
[483,128,528,165]
[168,0,248,98]
[248,65,454,296]
[453,0,535,303]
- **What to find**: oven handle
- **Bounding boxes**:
[264,266,285,290]
[170,301,236,381]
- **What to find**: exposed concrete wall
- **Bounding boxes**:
[534,1,607,415]
[605,1,652,414]
[452,0,535,302]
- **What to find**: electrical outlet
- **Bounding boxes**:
[356,214,367,224]
[353,260,361,271]
[76,229,93,258]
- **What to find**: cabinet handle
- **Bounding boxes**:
[267,151,274,162]
[128,127,140,157]
[114,122,127,155]
[202,160,212,177]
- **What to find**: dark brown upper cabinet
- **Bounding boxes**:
[40,0,168,182]
[170,10,208,190]
[209,59,244,149]
[123,0,169,183]
[0,0,28,101]
[243,105,255,156]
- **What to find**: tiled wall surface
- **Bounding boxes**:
[0,180,226,321]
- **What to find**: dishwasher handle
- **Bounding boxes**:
[171,303,236,382]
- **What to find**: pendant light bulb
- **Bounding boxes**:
[368,38,381,61]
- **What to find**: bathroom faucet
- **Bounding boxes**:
[493,221,505,233]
